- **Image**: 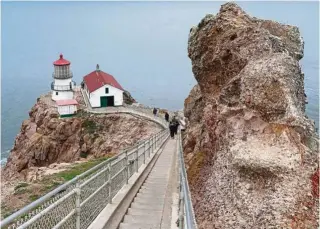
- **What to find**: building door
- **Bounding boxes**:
[100,96,108,107]
[106,96,114,106]
[100,96,114,107]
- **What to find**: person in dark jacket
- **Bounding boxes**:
[165,112,169,122]
[169,121,175,139]
[153,108,157,117]
[174,120,179,135]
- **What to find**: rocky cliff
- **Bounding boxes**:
[3,100,162,180]
[123,90,136,105]
[184,3,319,228]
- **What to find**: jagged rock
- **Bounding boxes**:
[123,90,136,105]
[184,2,318,229]
[3,100,161,180]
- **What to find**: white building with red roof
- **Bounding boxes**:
[51,54,76,101]
[82,64,124,108]
[56,99,78,117]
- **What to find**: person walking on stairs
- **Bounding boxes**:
[165,112,169,122]
[171,116,179,135]
[174,120,179,135]
[169,121,176,139]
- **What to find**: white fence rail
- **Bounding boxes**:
[178,133,198,229]
[0,129,169,229]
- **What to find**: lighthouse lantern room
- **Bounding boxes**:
[51,54,76,101]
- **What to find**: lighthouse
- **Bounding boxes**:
[51,54,76,101]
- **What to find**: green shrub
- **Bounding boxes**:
[14,182,29,190]
[82,120,97,134]
[80,152,88,158]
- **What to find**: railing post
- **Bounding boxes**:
[108,163,112,204]
[75,182,81,229]
[155,133,158,148]
[143,142,146,164]
[179,187,185,229]
[135,148,139,172]
[125,151,129,184]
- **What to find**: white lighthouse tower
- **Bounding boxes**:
[51,54,76,101]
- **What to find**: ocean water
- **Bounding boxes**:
[1,1,319,164]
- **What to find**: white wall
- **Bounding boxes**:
[88,85,123,108]
[54,78,72,86]
[52,79,74,101]
[58,104,77,115]
[52,91,74,101]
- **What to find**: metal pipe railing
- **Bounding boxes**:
[1,126,169,229]
[177,132,198,229]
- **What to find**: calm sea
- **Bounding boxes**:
[1,1,319,164]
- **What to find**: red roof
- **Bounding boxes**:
[53,54,70,66]
[83,69,124,93]
[56,99,78,106]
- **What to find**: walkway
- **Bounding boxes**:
[119,139,178,229]
[80,88,173,129]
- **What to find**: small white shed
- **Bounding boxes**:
[56,99,79,117]
[82,64,124,108]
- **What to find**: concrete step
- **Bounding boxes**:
[146,178,168,181]
[139,186,167,192]
[147,175,169,178]
[146,176,168,179]
[119,222,160,229]
[147,172,168,175]
[142,181,165,186]
[141,186,167,191]
[123,215,161,224]
[130,202,164,211]
[143,181,168,185]
[142,181,167,185]
[141,182,168,188]
[134,196,164,205]
[141,183,167,187]
[127,208,162,216]
[138,189,166,196]
[136,193,165,199]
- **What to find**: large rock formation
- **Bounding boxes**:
[184,3,319,228]
[123,90,136,105]
[3,100,161,180]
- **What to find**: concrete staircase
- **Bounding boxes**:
[119,139,177,229]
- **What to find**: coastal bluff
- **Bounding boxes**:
[2,92,161,181]
[183,2,319,229]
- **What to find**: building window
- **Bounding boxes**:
[56,92,58,95]
[105,88,109,94]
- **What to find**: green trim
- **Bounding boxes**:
[60,114,75,118]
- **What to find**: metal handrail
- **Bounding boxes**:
[51,81,76,91]
[178,132,198,229]
[1,127,169,229]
